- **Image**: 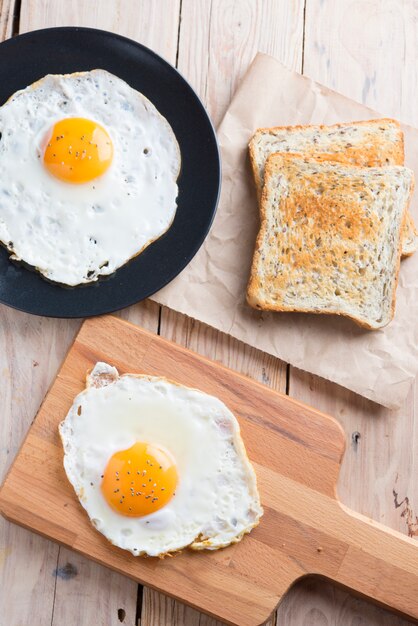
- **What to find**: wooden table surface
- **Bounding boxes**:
[0,1,417,625]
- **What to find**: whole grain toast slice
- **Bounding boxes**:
[249,118,418,256]
[247,154,415,329]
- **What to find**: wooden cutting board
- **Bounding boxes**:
[1,315,417,625]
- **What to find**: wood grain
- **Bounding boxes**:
[175,0,304,128]
[1,1,416,625]
[0,6,63,624]
[154,0,304,623]
[5,2,181,624]
[0,0,15,39]
[303,0,418,127]
[20,0,181,62]
[281,1,418,625]
[0,308,78,625]
[1,316,418,626]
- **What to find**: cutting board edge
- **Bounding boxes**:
[0,495,284,626]
[79,315,347,458]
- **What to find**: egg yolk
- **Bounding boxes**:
[43,117,113,184]
[101,442,178,517]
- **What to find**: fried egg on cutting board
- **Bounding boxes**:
[59,362,263,557]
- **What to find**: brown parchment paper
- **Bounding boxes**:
[153,53,418,409]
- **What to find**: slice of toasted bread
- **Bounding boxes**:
[249,118,417,256]
[247,154,414,329]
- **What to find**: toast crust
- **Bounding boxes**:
[247,154,415,330]
[249,118,404,174]
[248,118,417,256]
[249,118,404,190]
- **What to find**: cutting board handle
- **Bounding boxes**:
[320,503,418,619]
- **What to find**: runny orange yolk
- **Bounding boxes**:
[101,442,178,517]
[43,117,113,184]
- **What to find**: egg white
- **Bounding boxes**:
[0,70,180,285]
[59,362,263,557]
